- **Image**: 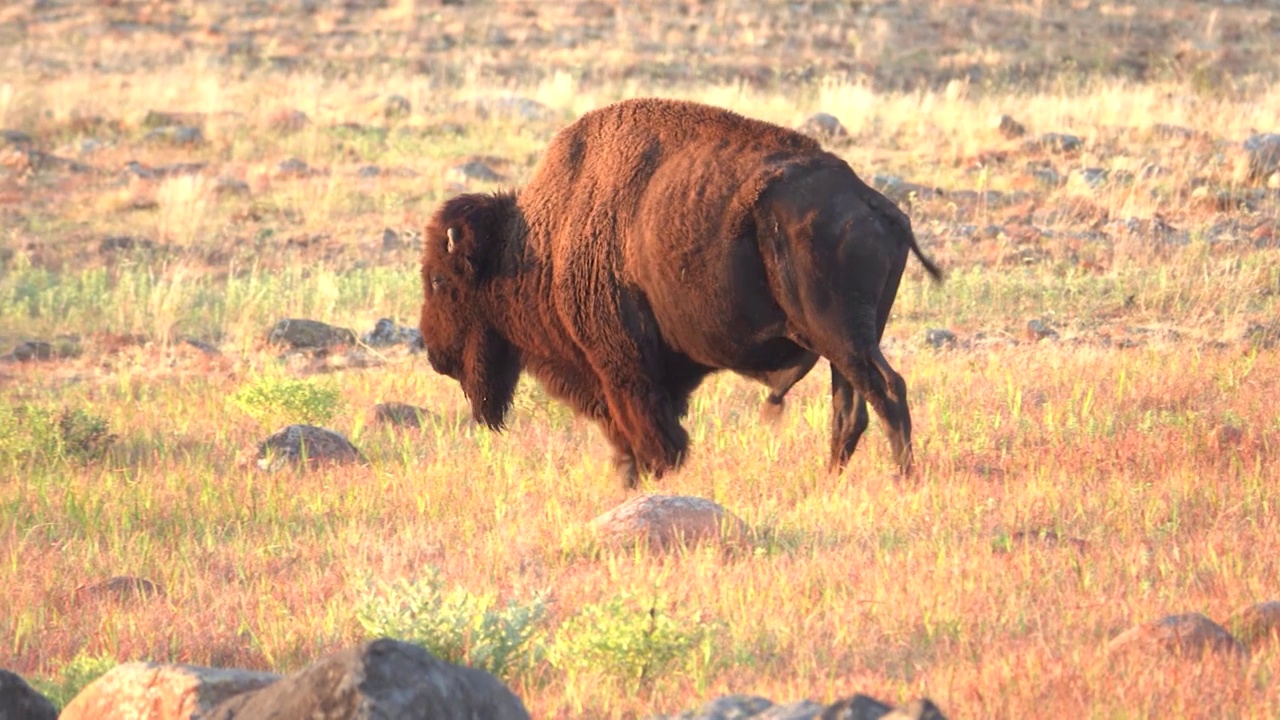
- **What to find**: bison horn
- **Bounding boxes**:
[446,227,459,254]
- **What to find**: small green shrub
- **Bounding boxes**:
[228,375,343,428]
[29,651,118,709]
[549,590,714,691]
[0,403,116,465]
[355,568,548,681]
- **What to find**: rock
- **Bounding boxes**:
[371,402,433,428]
[447,157,506,183]
[923,328,957,349]
[1073,167,1109,189]
[1026,319,1058,341]
[590,494,749,552]
[466,95,553,122]
[667,694,775,719]
[871,174,940,202]
[144,125,204,146]
[267,318,357,350]
[796,112,848,141]
[384,94,412,119]
[275,157,319,178]
[8,336,80,362]
[268,108,309,133]
[359,164,382,178]
[142,110,206,128]
[361,317,422,348]
[203,638,531,720]
[0,668,58,720]
[1028,132,1082,154]
[992,113,1026,138]
[69,576,162,605]
[60,664,278,720]
[256,425,366,472]
[655,693,947,720]
[380,227,401,250]
[1107,612,1248,661]
[99,235,156,254]
[1239,133,1280,183]
[214,177,250,196]
[1025,161,1062,186]
[182,336,222,355]
[1209,423,1246,452]
[0,129,34,148]
[1226,601,1280,650]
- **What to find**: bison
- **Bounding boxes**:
[418,97,943,488]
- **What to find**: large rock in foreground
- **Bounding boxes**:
[654,692,947,719]
[204,638,531,720]
[591,494,750,552]
[1107,612,1248,661]
[257,424,366,471]
[0,668,58,720]
[58,663,279,720]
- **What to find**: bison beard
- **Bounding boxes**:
[417,97,943,489]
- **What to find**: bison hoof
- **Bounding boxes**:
[613,454,640,490]
[759,397,785,423]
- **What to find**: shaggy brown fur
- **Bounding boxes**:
[419,97,942,488]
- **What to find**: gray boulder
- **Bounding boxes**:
[0,668,57,720]
[204,638,531,720]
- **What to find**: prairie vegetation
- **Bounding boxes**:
[1,0,1278,716]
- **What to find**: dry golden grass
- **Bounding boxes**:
[2,0,1280,716]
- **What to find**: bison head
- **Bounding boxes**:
[419,192,521,431]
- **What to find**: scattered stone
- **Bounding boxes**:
[0,669,58,720]
[69,576,163,605]
[1226,601,1280,650]
[447,157,506,183]
[590,494,749,553]
[267,318,357,350]
[992,113,1026,138]
[58,662,280,720]
[267,108,309,133]
[656,693,946,720]
[1107,612,1248,661]
[0,129,34,148]
[1209,423,1246,452]
[1074,167,1109,189]
[1028,132,1082,154]
[79,137,105,155]
[144,125,204,146]
[1025,161,1062,186]
[380,227,401,250]
[923,328,958,349]
[1150,123,1199,142]
[384,94,412,119]
[1243,320,1280,348]
[99,235,156,254]
[142,110,207,128]
[465,95,554,122]
[1025,318,1058,341]
[204,639,531,720]
[257,424,366,472]
[358,164,382,178]
[1239,133,1280,183]
[871,174,940,202]
[361,317,422,348]
[214,177,250,196]
[182,336,222,355]
[371,402,433,429]
[7,336,80,362]
[1000,529,1087,553]
[796,112,848,141]
[122,160,206,179]
[275,157,319,178]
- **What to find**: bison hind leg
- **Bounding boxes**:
[828,346,913,476]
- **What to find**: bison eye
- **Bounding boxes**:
[430,274,444,291]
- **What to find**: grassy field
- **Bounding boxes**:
[2,0,1280,717]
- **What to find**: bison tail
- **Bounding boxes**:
[907,233,944,283]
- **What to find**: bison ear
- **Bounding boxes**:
[446,226,459,254]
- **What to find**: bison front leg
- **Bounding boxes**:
[595,377,689,485]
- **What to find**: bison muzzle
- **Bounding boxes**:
[418,97,943,488]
